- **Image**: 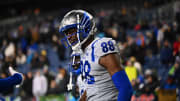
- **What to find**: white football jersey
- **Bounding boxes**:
[79,37,119,101]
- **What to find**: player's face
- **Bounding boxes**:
[64,28,78,46]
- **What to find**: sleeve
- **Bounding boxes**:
[0,73,23,92]
[112,70,133,101]
[93,38,119,61]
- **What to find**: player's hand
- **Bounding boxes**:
[9,66,24,87]
[67,72,74,91]
[79,90,86,101]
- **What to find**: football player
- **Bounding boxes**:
[59,10,133,101]
[0,67,23,92]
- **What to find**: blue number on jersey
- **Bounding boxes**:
[101,40,115,53]
[81,60,95,84]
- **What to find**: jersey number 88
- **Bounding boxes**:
[81,60,95,84]
[101,41,115,53]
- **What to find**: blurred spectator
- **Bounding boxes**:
[119,28,127,43]
[143,69,160,94]
[163,24,175,44]
[48,67,69,94]
[157,24,166,49]
[48,80,57,94]
[170,56,180,97]
[19,37,28,54]
[4,42,15,58]
[131,69,157,101]
[131,76,144,97]
[0,59,3,71]
[134,24,141,31]
[105,23,120,41]
[55,68,69,93]
[38,50,49,69]
[145,31,158,55]
[134,33,146,64]
[26,49,35,64]
[51,34,66,61]
[121,36,137,60]
[173,35,180,56]
[160,40,173,65]
[158,40,174,82]
[29,42,38,52]
[30,26,39,43]
[43,66,55,91]
[34,8,40,16]
[130,56,143,75]
[163,75,176,90]
[31,52,40,70]
[16,48,26,65]
[144,49,159,70]
[125,59,138,83]
[32,70,48,101]
[135,32,145,47]
[1,39,8,54]
[132,69,160,101]
[21,71,33,101]
[30,49,49,70]
[168,56,180,76]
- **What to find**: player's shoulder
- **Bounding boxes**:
[99,37,115,42]
[91,37,119,58]
[93,37,116,47]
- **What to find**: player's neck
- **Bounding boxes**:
[82,35,94,51]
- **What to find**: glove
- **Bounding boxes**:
[9,66,24,88]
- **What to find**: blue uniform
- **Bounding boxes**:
[0,73,22,92]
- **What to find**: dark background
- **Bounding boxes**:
[0,0,174,19]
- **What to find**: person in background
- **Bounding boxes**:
[16,48,26,66]
[163,75,176,90]
[125,59,138,83]
[21,71,33,101]
[32,70,47,101]
[43,65,55,91]
[47,67,69,95]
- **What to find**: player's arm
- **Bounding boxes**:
[99,53,133,101]
[0,67,23,92]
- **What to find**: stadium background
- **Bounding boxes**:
[0,0,180,101]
